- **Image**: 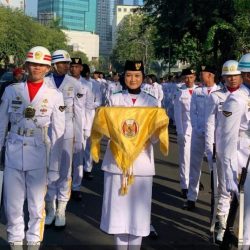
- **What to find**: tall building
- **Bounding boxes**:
[112,4,139,48]
[96,0,143,58]
[123,0,143,5]
[96,0,113,57]
[37,0,96,32]
[63,30,99,61]
[0,0,25,10]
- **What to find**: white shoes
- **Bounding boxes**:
[9,241,23,250]
[27,242,40,250]
[216,214,227,242]
[45,200,56,226]
[55,201,67,227]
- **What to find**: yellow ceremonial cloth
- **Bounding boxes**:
[90,107,169,174]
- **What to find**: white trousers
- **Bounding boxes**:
[4,167,46,243]
[114,234,142,250]
[216,152,231,216]
[238,143,250,246]
[72,148,84,191]
[187,131,205,201]
[178,134,191,189]
[83,137,93,172]
[46,138,73,202]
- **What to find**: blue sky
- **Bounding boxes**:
[25,0,37,17]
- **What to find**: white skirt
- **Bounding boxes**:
[100,172,153,236]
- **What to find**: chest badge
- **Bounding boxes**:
[59,106,67,112]
[222,110,232,117]
[24,106,36,118]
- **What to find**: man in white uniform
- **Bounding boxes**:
[82,64,102,180]
[184,65,220,210]
[45,50,83,228]
[205,60,242,242]
[141,74,164,107]
[70,58,98,200]
[221,53,250,248]
[174,68,197,198]
[0,46,65,250]
[104,72,123,104]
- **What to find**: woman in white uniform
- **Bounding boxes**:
[100,60,158,250]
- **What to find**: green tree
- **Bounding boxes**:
[111,14,156,73]
[143,0,250,70]
[0,7,68,65]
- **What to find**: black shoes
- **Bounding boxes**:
[181,189,188,199]
[149,225,158,240]
[183,200,196,211]
[71,191,83,201]
[83,171,94,180]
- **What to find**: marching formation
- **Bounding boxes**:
[167,57,250,249]
[0,45,249,250]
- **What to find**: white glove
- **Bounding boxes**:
[74,142,82,153]
[47,170,60,184]
[177,134,186,146]
[84,129,91,138]
[226,178,238,194]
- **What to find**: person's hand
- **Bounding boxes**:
[47,170,60,184]
[177,134,186,146]
[226,178,238,194]
[74,142,82,153]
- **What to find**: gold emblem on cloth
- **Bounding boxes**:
[121,119,139,138]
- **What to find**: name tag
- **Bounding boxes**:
[12,100,22,105]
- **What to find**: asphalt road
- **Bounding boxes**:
[0,126,220,250]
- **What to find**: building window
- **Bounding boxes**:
[118,8,121,12]
[124,8,127,12]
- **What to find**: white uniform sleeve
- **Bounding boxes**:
[49,92,65,171]
[221,94,243,180]
[205,94,217,158]
[174,90,184,135]
[0,90,10,148]
[73,81,84,143]
[190,92,198,130]
[93,82,102,108]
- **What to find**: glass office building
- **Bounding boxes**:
[122,0,143,5]
[38,0,96,32]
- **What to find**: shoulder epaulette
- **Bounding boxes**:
[10,82,19,86]
[238,88,248,98]
[144,92,157,99]
[113,90,122,95]
[212,87,227,94]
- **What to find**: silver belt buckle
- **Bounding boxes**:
[26,129,34,137]
[18,128,24,136]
